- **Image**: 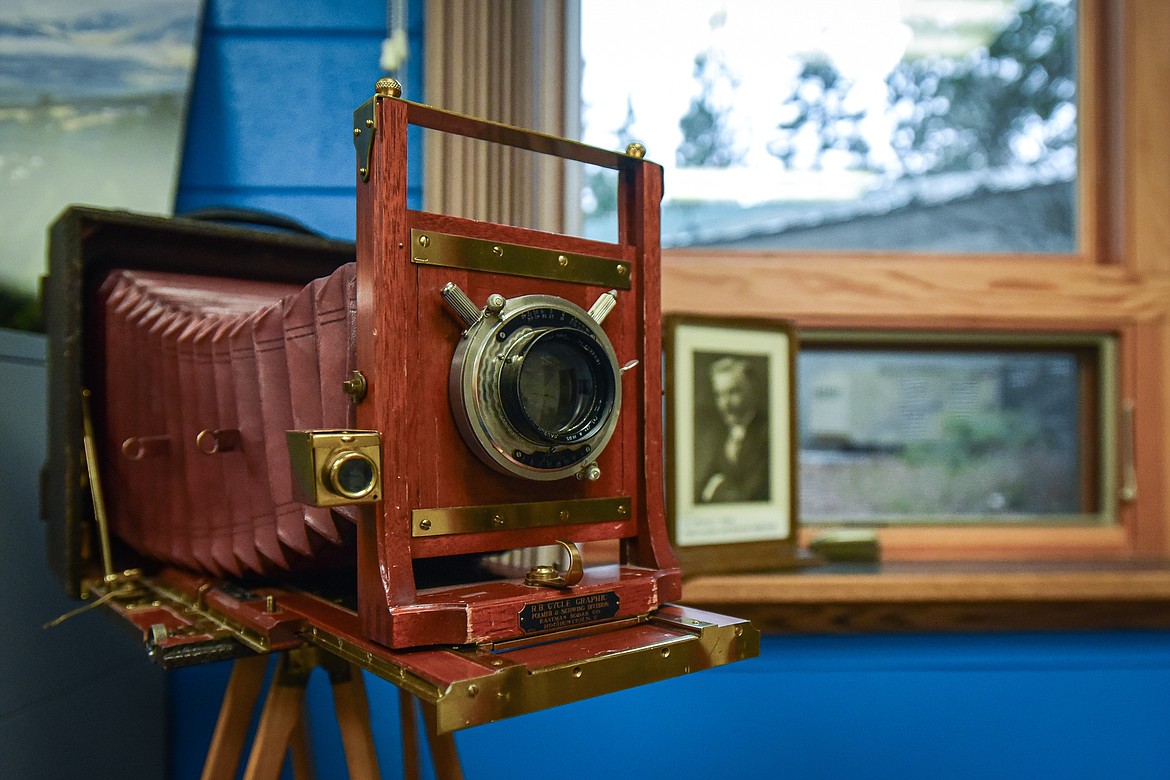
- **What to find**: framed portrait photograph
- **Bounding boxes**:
[665,315,801,574]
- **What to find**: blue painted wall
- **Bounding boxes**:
[171,2,1170,778]
[175,0,422,233]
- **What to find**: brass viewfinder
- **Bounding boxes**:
[287,430,383,507]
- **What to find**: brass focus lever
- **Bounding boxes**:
[525,540,584,589]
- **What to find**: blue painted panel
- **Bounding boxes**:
[206,0,387,32]
[180,35,384,189]
[452,633,1170,780]
[170,632,1170,780]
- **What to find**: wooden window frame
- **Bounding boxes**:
[661,0,1170,564]
[425,0,1170,629]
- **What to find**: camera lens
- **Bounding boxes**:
[502,327,613,445]
[326,451,377,499]
[448,294,623,480]
[517,338,596,434]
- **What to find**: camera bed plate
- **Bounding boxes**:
[92,567,758,734]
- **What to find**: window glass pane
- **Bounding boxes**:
[580,0,1077,252]
[797,341,1109,523]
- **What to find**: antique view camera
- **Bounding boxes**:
[42,80,757,732]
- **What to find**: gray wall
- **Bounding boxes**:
[0,328,165,779]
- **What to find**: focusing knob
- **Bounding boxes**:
[440,282,482,328]
[587,290,617,325]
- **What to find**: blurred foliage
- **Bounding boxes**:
[581,97,634,219]
[886,0,1076,176]
[677,50,746,168]
[0,282,42,332]
[767,59,870,171]
[903,411,1044,473]
[760,0,1075,177]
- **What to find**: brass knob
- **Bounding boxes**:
[342,370,368,403]
[625,142,646,159]
[375,77,402,98]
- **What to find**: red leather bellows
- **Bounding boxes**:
[96,263,357,576]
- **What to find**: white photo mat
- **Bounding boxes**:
[671,322,792,547]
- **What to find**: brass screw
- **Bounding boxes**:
[354,128,362,137]
[375,77,402,98]
[617,504,628,516]
[492,514,504,527]
[572,667,583,678]
[557,255,568,267]
[616,264,627,275]
[558,510,569,521]
[734,626,743,637]
[625,142,646,159]
[342,370,368,403]
[418,234,431,248]
[492,245,503,256]
[419,518,432,531]
[365,119,374,128]
[468,684,479,697]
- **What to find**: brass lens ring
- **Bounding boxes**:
[324,450,379,500]
[448,293,622,481]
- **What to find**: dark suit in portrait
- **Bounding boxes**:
[693,353,771,504]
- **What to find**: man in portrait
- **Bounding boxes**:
[694,354,771,504]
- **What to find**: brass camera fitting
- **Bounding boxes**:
[286,429,383,507]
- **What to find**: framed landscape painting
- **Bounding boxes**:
[0,0,204,329]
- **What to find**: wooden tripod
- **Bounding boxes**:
[200,649,463,780]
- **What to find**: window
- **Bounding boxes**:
[798,332,1116,527]
[580,0,1078,253]
[582,0,1170,562]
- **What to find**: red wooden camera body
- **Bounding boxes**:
[352,88,681,648]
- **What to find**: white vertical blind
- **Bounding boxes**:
[423,0,580,235]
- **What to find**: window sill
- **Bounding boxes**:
[680,561,1170,633]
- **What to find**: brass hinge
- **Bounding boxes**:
[353,78,403,182]
[1120,399,1137,502]
[353,96,376,182]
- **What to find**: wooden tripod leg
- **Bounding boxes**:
[329,664,380,777]
[399,689,421,780]
[200,654,270,780]
[421,700,464,780]
[243,652,313,780]
[289,700,316,780]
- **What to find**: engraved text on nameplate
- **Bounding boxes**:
[518,592,620,633]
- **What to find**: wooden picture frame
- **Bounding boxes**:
[664,315,802,575]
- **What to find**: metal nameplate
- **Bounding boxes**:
[410,229,632,289]
[518,592,620,634]
[412,496,631,537]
